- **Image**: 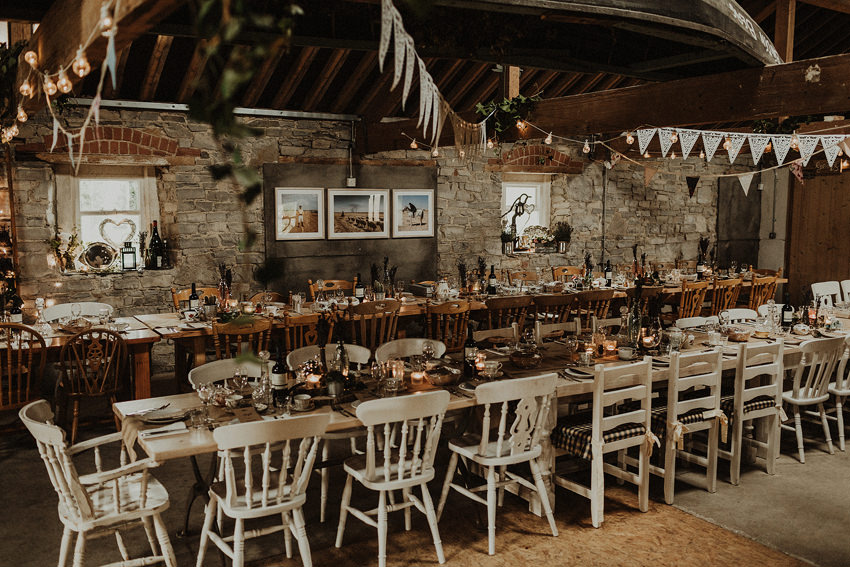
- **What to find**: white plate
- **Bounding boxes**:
[140,410,190,425]
[563,368,593,379]
[458,381,479,392]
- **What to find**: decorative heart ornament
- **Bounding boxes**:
[99,218,137,250]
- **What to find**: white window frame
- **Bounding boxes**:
[501,174,551,236]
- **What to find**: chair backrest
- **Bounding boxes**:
[211,317,272,359]
[188,358,265,389]
[485,295,533,330]
[308,278,356,301]
[552,266,583,280]
[213,414,330,511]
[748,276,777,309]
[249,291,286,304]
[279,312,335,355]
[757,304,785,317]
[710,277,742,316]
[591,316,621,335]
[841,280,850,303]
[753,267,782,277]
[43,302,114,322]
[833,336,850,393]
[507,270,539,286]
[811,281,842,307]
[374,338,447,364]
[789,337,846,400]
[473,324,518,345]
[675,316,719,329]
[532,293,576,324]
[286,343,371,371]
[425,300,470,352]
[678,280,710,318]
[666,349,723,420]
[343,299,400,352]
[59,329,127,397]
[355,390,449,484]
[590,358,653,450]
[732,341,784,413]
[0,324,47,411]
[676,259,697,270]
[171,287,220,311]
[535,319,581,344]
[624,286,664,317]
[472,374,556,457]
[574,289,615,330]
[721,308,758,323]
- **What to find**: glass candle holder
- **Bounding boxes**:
[603,339,617,356]
[475,352,487,373]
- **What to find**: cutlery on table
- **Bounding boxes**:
[127,403,170,417]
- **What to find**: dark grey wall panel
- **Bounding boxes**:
[716,175,761,269]
[262,163,437,295]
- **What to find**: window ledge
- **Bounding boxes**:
[58,267,176,277]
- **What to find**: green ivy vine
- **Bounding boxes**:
[475,92,542,142]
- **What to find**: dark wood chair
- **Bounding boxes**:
[625,286,666,317]
[278,312,336,356]
[709,277,742,315]
[678,281,710,319]
[308,278,356,301]
[56,329,127,444]
[249,291,286,304]
[211,317,272,359]
[425,300,470,353]
[171,286,220,311]
[0,323,46,413]
[748,276,778,310]
[342,299,400,353]
[552,266,583,280]
[573,289,615,331]
[752,267,783,277]
[532,294,577,323]
[485,295,533,330]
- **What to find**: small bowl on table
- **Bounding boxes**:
[425,366,461,387]
[727,328,753,342]
[510,348,542,369]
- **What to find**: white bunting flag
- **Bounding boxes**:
[658,128,675,157]
[738,172,755,196]
[747,134,771,165]
[678,129,700,159]
[418,58,432,133]
[727,133,748,164]
[391,10,406,90]
[821,135,845,167]
[701,131,724,162]
[401,36,416,108]
[771,135,792,165]
[378,0,393,71]
[797,135,820,166]
[50,118,59,152]
[637,128,657,155]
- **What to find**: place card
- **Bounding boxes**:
[231,407,263,423]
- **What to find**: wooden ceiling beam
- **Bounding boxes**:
[362,52,850,153]
[775,0,797,62]
[138,35,173,100]
[799,0,850,14]
[330,52,376,114]
[240,40,286,108]
[271,46,320,109]
[17,0,186,113]
[176,40,208,103]
[443,63,489,108]
[302,49,350,111]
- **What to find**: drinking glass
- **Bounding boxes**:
[422,341,436,360]
[98,307,110,326]
[394,280,405,296]
[730,260,738,274]
[315,279,325,301]
[70,303,82,319]
[385,360,404,395]
[197,383,214,424]
[233,367,247,392]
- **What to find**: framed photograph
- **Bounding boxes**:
[275,187,325,240]
[392,189,435,238]
[327,189,390,239]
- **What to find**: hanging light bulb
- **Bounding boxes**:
[722,137,732,151]
[670,151,676,159]
[72,47,91,78]
[486,138,495,149]
[790,132,799,151]
[100,3,114,35]
[409,139,418,149]
[0,130,10,144]
[839,149,844,157]
[841,159,849,172]
[582,140,591,153]
[626,132,634,145]
[670,131,678,143]
[24,50,38,68]
[643,151,650,158]
[7,123,18,137]
[57,69,72,94]
[516,119,525,129]
[43,73,57,96]
[16,105,27,123]
[19,79,33,97]
[765,141,772,153]
[699,149,705,159]
[431,147,439,158]
[459,149,466,159]
[544,132,553,145]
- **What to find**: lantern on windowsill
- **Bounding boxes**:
[121,241,137,270]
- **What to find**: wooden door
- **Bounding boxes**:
[786,173,850,305]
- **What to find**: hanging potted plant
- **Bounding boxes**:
[500,228,514,255]
[552,221,573,254]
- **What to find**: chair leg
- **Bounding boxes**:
[765,414,779,475]
[110,395,121,432]
[233,518,245,567]
[196,498,217,567]
[57,527,73,567]
[436,452,458,522]
[590,449,605,528]
[836,396,846,452]
[615,450,626,485]
[638,445,649,513]
[818,403,835,455]
[730,415,744,485]
[291,507,313,567]
[420,482,446,564]
[497,465,507,506]
[152,513,177,567]
[378,490,388,567]
[402,487,412,531]
[282,512,293,558]
[141,516,159,556]
[70,400,81,445]
[530,458,558,537]
[706,424,719,494]
[335,474,353,548]
[793,406,806,463]
[485,465,497,555]
[320,440,329,523]
[663,436,677,505]
[72,532,86,567]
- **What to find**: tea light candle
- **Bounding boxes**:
[642,335,655,348]
[227,299,239,312]
[306,373,322,387]
[603,339,617,355]
[475,352,487,372]
[242,302,255,314]
[410,370,425,383]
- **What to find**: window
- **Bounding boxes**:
[501,175,551,237]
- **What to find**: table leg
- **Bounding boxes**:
[174,336,208,392]
[129,344,153,400]
[177,453,218,538]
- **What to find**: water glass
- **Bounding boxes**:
[70,303,82,319]
[422,341,436,359]
[384,360,404,395]
[98,307,110,326]
[394,280,405,296]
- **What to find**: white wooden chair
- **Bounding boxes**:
[473,324,518,344]
[645,349,724,504]
[718,341,785,485]
[811,281,842,307]
[188,358,265,389]
[19,400,177,567]
[335,390,450,567]
[374,338,447,363]
[721,308,758,324]
[552,358,655,528]
[841,280,850,303]
[591,315,621,335]
[286,344,371,370]
[436,374,558,555]
[781,337,846,462]
[196,414,330,567]
[827,336,850,451]
[535,318,581,344]
[675,315,719,329]
[757,304,785,317]
[43,301,114,322]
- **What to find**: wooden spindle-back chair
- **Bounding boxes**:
[573,289,615,331]
[484,295,533,330]
[678,280,710,319]
[170,286,219,311]
[279,312,336,356]
[0,323,46,412]
[507,270,539,287]
[532,293,577,324]
[308,278,356,301]
[551,265,583,280]
[709,277,742,315]
[211,317,272,360]
[249,291,286,304]
[342,299,400,353]
[747,276,778,310]
[425,300,470,352]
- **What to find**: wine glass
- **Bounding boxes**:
[394,280,405,296]
[98,307,110,326]
[315,279,325,301]
[70,303,82,320]
[422,341,436,360]
[233,366,247,392]
[197,383,214,424]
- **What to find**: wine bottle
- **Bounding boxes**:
[148,221,165,269]
[696,251,705,281]
[8,297,22,323]
[463,326,477,378]
[188,283,200,309]
[604,260,613,287]
[271,346,288,407]
[354,273,365,300]
[486,265,497,295]
[781,293,794,330]
[336,340,351,386]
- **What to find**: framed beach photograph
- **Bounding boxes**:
[327,189,390,239]
[392,189,435,238]
[275,187,325,240]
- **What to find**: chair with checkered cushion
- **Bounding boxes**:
[436,374,558,555]
[717,341,784,485]
[552,358,654,528]
[645,349,724,505]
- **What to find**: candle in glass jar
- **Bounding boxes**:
[475,352,486,372]
[642,336,655,348]
[242,302,255,314]
[603,339,617,355]
[306,373,322,387]
[410,370,425,383]
[227,299,239,312]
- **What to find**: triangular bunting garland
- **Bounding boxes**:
[401,36,415,109]
[378,0,393,71]
[106,29,117,89]
[821,135,845,167]
[797,135,820,166]
[771,135,792,165]
[702,131,724,162]
[789,161,804,185]
[686,176,699,198]
[747,134,771,165]
[644,166,657,187]
[678,129,700,159]
[390,10,406,90]
[637,129,657,155]
[658,128,675,157]
[727,133,748,164]
[738,173,755,196]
